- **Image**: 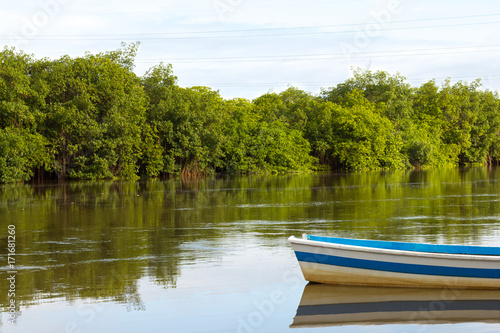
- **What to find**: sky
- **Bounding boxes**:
[1,0,500,99]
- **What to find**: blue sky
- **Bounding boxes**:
[1,0,500,99]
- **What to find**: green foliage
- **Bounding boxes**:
[144,69,226,174]
[253,87,317,132]
[409,79,500,167]
[0,127,50,182]
[222,98,316,174]
[1,46,500,182]
[321,68,414,123]
[98,41,141,71]
[140,124,164,177]
[37,51,148,180]
[305,91,403,170]
[320,69,500,169]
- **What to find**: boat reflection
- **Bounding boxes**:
[291,283,500,328]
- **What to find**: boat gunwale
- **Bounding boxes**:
[288,236,500,262]
[304,234,500,256]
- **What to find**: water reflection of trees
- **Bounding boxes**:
[0,181,183,310]
[0,167,499,309]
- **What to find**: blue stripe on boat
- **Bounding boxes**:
[306,235,500,256]
[294,251,500,279]
[296,300,500,316]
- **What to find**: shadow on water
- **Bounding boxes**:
[291,283,500,328]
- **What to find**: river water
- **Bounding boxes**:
[1,168,500,332]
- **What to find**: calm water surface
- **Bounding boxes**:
[1,168,500,332]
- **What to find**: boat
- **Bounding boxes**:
[288,234,500,289]
[291,283,500,328]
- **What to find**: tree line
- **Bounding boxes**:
[1,43,499,182]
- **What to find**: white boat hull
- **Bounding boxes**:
[289,236,500,289]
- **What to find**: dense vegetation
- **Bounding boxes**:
[1,43,500,182]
